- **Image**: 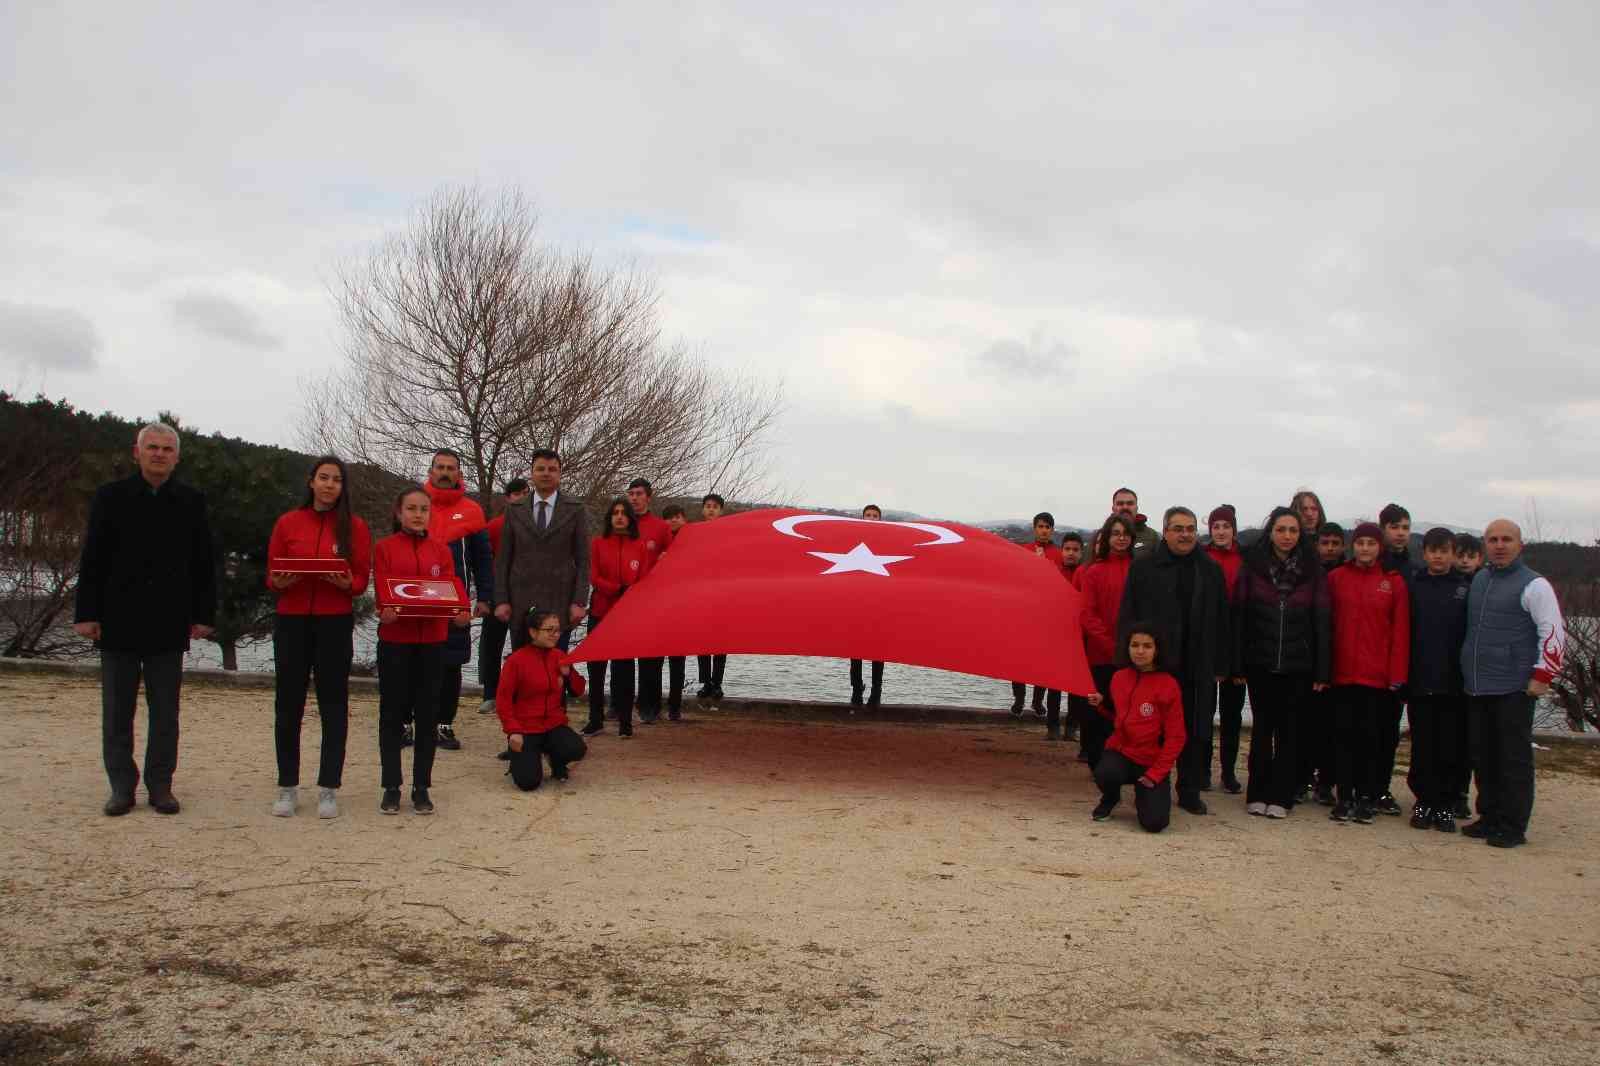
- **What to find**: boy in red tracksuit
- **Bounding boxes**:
[1012,512,1064,720]
[1326,522,1410,825]
[1087,624,1186,833]
[497,608,588,790]
[373,487,471,816]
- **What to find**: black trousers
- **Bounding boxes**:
[588,659,635,731]
[1332,685,1385,803]
[479,613,509,700]
[849,659,884,697]
[1081,664,1118,767]
[697,654,727,686]
[1407,692,1466,809]
[1469,692,1535,837]
[1011,682,1061,711]
[1244,672,1308,808]
[508,725,588,791]
[637,656,664,714]
[1299,686,1335,790]
[101,649,183,796]
[1175,676,1218,803]
[272,613,354,789]
[1093,750,1172,832]
[1376,690,1404,796]
[437,664,464,726]
[1213,678,1247,786]
[667,656,686,709]
[377,641,442,791]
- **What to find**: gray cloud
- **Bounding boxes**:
[974,337,1075,379]
[171,292,281,350]
[0,301,101,370]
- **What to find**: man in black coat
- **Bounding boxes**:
[73,423,216,817]
[1117,506,1230,815]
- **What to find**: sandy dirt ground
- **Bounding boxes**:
[2,669,1598,1066]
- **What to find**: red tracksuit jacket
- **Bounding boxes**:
[496,644,586,735]
[1023,540,1064,567]
[1328,561,1410,689]
[1105,667,1187,783]
[373,531,467,645]
[589,534,654,621]
[265,507,372,615]
[1205,542,1245,604]
[1077,553,1134,666]
[635,511,674,568]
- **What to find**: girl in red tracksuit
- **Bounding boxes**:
[497,607,588,790]
[1087,624,1186,833]
[582,499,653,738]
[265,455,372,820]
[1326,522,1410,824]
[373,486,470,816]
[1074,513,1138,767]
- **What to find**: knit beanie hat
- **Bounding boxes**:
[1207,504,1237,529]
[1352,521,1383,544]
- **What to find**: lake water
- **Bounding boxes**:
[183,617,1580,732]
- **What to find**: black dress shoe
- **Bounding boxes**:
[496,747,513,760]
[1486,832,1526,849]
[148,788,181,815]
[551,764,570,781]
[1009,700,1025,717]
[1461,819,1496,839]
[1221,779,1243,795]
[104,793,135,817]
[1177,796,1209,815]
[580,722,603,737]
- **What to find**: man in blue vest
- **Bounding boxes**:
[1460,519,1566,849]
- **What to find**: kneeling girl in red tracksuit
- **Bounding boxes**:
[498,607,589,790]
[373,486,471,816]
[1087,623,1187,832]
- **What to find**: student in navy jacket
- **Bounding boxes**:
[1405,528,1470,833]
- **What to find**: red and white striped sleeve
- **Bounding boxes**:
[1521,577,1567,685]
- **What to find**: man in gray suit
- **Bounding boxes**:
[493,449,590,652]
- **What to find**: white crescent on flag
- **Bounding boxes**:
[770,514,963,547]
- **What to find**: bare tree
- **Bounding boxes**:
[0,462,94,660]
[301,186,782,509]
[1550,577,1599,734]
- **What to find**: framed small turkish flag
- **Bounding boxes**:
[271,557,350,576]
[379,578,466,618]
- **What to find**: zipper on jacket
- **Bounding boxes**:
[1275,596,1286,673]
[1471,568,1495,691]
[307,510,327,614]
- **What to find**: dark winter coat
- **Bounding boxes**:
[1409,569,1469,695]
[73,473,216,655]
[1116,543,1230,681]
[1230,546,1332,681]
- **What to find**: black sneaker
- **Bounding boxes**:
[1222,778,1243,795]
[1461,818,1496,839]
[1353,803,1375,825]
[400,724,414,748]
[580,722,603,737]
[1329,802,1352,822]
[1453,797,1473,820]
[104,792,135,817]
[436,725,461,751]
[696,684,712,698]
[496,747,512,760]
[1374,792,1402,816]
[1409,805,1432,830]
[1091,799,1116,821]
[380,789,400,815]
[411,789,434,815]
[1009,700,1024,717]
[1431,809,1457,834]
[1178,796,1209,815]
[1032,701,1047,718]
[551,763,569,781]
[1486,832,1526,849]
[618,725,633,739]
[710,684,724,700]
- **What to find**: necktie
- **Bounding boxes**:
[537,500,548,531]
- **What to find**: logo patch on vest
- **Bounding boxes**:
[1139,702,1155,718]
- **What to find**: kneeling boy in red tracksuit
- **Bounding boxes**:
[498,607,588,791]
[1088,624,1186,833]
[1326,522,1410,825]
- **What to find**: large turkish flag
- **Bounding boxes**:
[567,508,1094,695]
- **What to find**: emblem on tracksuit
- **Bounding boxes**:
[629,560,639,571]
[1378,580,1392,593]
[430,564,441,577]
[1139,702,1155,718]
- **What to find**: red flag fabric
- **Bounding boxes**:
[566,508,1095,695]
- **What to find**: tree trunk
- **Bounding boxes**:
[221,641,238,671]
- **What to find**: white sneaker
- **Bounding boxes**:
[1246,802,1267,816]
[478,699,497,715]
[272,787,297,817]
[1265,804,1289,819]
[318,787,339,819]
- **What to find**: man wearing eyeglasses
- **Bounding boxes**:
[1117,506,1231,815]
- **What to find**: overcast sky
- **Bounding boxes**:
[3,2,1597,536]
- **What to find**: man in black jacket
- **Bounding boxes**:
[73,423,216,817]
[1117,507,1230,814]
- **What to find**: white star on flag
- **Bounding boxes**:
[808,542,913,577]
